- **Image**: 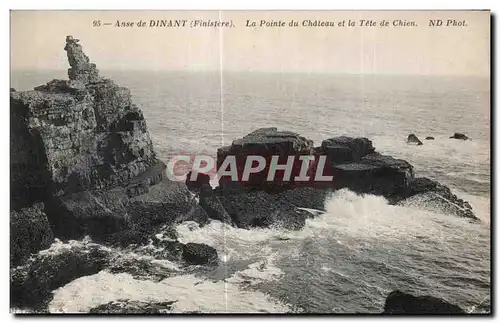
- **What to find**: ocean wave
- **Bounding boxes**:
[49,269,292,313]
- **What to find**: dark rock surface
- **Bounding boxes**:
[401,177,477,220]
[206,127,477,225]
[64,35,101,83]
[450,133,469,140]
[89,299,177,314]
[11,36,206,244]
[10,36,216,310]
[320,136,376,162]
[330,153,414,201]
[217,127,314,192]
[10,203,54,267]
[425,136,435,140]
[182,243,218,265]
[407,134,423,145]
[10,240,112,310]
[11,36,156,208]
[44,171,208,241]
[383,290,465,314]
[216,187,328,230]
[185,171,211,193]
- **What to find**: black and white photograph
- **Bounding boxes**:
[8,9,491,314]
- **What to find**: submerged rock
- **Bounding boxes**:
[450,133,469,140]
[383,290,465,314]
[407,134,423,145]
[181,243,218,265]
[89,299,177,314]
[10,203,54,267]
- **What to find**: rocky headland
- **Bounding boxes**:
[10,36,479,313]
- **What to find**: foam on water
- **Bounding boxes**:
[49,269,291,313]
[177,188,489,254]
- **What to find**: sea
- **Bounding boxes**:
[11,70,491,313]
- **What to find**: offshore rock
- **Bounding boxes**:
[330,153,414,201]
[216,187,327,230]
[217,127,314,192]
[407,133,423,145]
[449,133,469,140]
[212,128,476,225]
[319,136,376,163]
[383,290,465,314]
[10,203,54,267]
[185,171,211,193]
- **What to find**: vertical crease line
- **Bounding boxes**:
[218,9,228,313]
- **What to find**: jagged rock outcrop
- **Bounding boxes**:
[201,128,477,228]
[64,36,101,84]
[10,203,54,267]
[11,36,156,208]
[401,177,476,220]
[319,136,375,163]
[185,171,211,193]
[181,242,218,265]
[407,134,423,145]
[328,152,414,201]
[10,36,207,245]
[383,290,465,314]
[10,239,113,310]
[10,36,213,308]
[43,161,208,241]
[450,133,469,140]
[217,128,314,192]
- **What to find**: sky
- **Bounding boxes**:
[10,10,490,76]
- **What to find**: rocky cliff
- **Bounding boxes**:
[11,36,156,208]
[10,36,207,267]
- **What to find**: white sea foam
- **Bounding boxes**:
[49,271,291,313]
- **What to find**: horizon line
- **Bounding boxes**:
[9,68,490,78]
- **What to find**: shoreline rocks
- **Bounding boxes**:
[10,239,113,310]
[10,203,53,267]
[10,35,216,310]
[383,290,465,314]
[181,243,218,265]
[200,127,477,229]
